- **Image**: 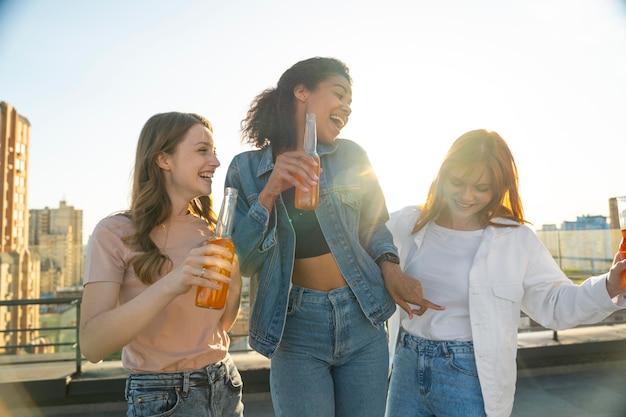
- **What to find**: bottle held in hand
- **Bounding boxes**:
[195,187,238,309]
[617,196,626,280]
[295,113,320,210]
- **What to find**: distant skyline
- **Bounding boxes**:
[1,0,626,243]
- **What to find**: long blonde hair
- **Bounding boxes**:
[122,112,217,284]
[413,129,527,233]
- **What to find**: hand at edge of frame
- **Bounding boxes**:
[606,251,626,299]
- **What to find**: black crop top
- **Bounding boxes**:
[282,187,331,259]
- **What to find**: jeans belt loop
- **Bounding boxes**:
[292,285,304,308]
[124,376,130,400]
[221,358,228,383]
[182,371,191,397]
[441,341,450,357]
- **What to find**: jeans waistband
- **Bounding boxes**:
[289,284,355,305]
[399,329,474,355]
[126,354,233,392]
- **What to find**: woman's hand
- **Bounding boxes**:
[380,262,445,319]
[164,241,235,295]
[605,251,626,299]
[258,150,320,210]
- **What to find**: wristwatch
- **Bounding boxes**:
[375,252,400,267]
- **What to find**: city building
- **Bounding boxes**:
[0,101,40,352]
[561,214,609,231]
[608,196,626,230]
[29,200,84,293]
[537,203,624,277]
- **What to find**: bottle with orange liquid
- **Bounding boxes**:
[294,113,320,210]
[195,187,238,309]
[618,196,626,280]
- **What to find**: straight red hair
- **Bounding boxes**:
[414,129,527,233]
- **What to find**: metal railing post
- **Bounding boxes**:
[74,299,82,374]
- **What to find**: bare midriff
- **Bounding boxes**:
[292,253,347,291]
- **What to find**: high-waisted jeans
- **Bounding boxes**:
[386,330,485,417]
[270,285,389,417]
[124,354,243,417]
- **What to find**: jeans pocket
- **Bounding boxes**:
[127,387,181,417]
[225,362,243,392]
[448,351,479,377]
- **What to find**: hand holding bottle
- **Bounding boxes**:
[605,196,626,298]
[258,151,319,211]
[196,187,238,309]
[617,196,626,281]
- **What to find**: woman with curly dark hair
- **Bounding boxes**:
[225,57,442,417]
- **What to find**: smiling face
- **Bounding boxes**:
[157,123,220,213]
[301,74,352,144]
[439,165,494,230]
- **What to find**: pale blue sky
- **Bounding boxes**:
[1,0,625,243]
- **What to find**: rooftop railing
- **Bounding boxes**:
[0,297,249,376]
[0,297,83,373]
[2,293,626,377]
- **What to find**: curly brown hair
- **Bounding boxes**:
[241,57,351,156]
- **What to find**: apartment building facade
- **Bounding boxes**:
[0,101,40,352]
[30,200,84,292]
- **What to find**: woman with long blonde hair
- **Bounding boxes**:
[80,112,244,417]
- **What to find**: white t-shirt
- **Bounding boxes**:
[402,222,483,341]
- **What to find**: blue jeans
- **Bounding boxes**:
[386,330,485,417]
[270,285,389,417]
[125,354,243,417]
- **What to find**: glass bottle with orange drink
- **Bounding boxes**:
[294,113,320,210]
[617,196,626,280]
[195,187,238,309]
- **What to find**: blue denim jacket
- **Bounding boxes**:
[225,139,397,358]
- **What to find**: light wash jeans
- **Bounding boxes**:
[386,330,486,417]
[270,285,389,417]
[124,354,243,417]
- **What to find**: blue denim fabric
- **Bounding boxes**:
[124,355,243,417]
[270,285,389,417]
[225,139,397,358]
[386,330,486,417]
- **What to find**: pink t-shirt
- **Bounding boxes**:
[84,213,230,372]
